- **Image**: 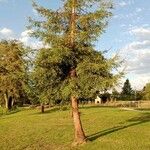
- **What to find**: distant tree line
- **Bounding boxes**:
[112,79,149,101]
[0,40,29,109]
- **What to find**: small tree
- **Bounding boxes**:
[121,79,133,100]
[0,40,28,110]
[29,0,121,145]
[143,83,150,100]
[112,88,120,100]
[135,90,143,100]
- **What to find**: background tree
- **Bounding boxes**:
[135,90,143,100]
[0,40,28,110]
[112,88,120,100]
[29,0,121,145]
[142,83,150,100]
[121,79,134,100]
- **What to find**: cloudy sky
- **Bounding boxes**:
[0,0,150,90]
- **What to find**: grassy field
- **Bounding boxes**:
[0,106,150,150]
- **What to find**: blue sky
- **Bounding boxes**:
[0,0,150,90]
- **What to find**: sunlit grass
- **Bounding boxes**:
[0,106,149,150]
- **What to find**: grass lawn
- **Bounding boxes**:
[0,106,150,150]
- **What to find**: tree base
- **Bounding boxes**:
[41,105,44,113]
[72,138,87,146]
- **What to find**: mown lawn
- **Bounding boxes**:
[0,106,150,150]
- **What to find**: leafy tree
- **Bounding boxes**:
[0,40,28,109]
[135,90,143,100]
[112,88,120,100]
[29,0,121,144]
[121,79,133,100]
[143,83,150,100]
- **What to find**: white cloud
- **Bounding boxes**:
[0,28,48,49]
[0,28,13,36]
[20,30,32,44]
[130,27,150,40]
[19,30,46,49]
[124,41,150,50]
[118,1,127,7]
[130,74,150,90]
[131,27,150,35]
[120,27,150,89]
[0,28,14,39]
[136,8,142,12]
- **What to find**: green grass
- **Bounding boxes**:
[0,106,150,150]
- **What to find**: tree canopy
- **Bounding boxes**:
[121,79,133,95]
[29,0,121,104]
[121,79,134,100]
[143,83,150,100]
[0,40,28,108]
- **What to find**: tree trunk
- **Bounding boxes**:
[4,93,14,110]
[8,96,13,110]
[71,96,86,145]
[41,103,44,113]
[70,0,76,48]
[11,98,14,107]
[4,93,8,109]
[69,0,86,145]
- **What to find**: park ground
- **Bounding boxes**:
[0,106,150,150]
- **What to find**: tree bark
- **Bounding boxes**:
[11,98,14,107]
[70,0,86,145]
[70,0,76,48]
[4,93,8,109]
[71,96,86,145]
[4,93,13,110]
[8,96,13,110]
[41,103,44,113]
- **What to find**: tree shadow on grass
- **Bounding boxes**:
[32,107,62,115]
[87,112,150,141]
[0,108,21,117]
[135,108,150,111]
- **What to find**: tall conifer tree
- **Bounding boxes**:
[29,0,121,144]
[122,79,133,95]
[121,79,133,100]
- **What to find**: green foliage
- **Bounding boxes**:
[29,0,113,47]
[112,88,120,100]
[122,79,133,95]
[135,90,143,100]
[29,0,122,103]
[0,106,20,116]
[143,83,150,100]
[0,40,28,105]
[121,79,134,100]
